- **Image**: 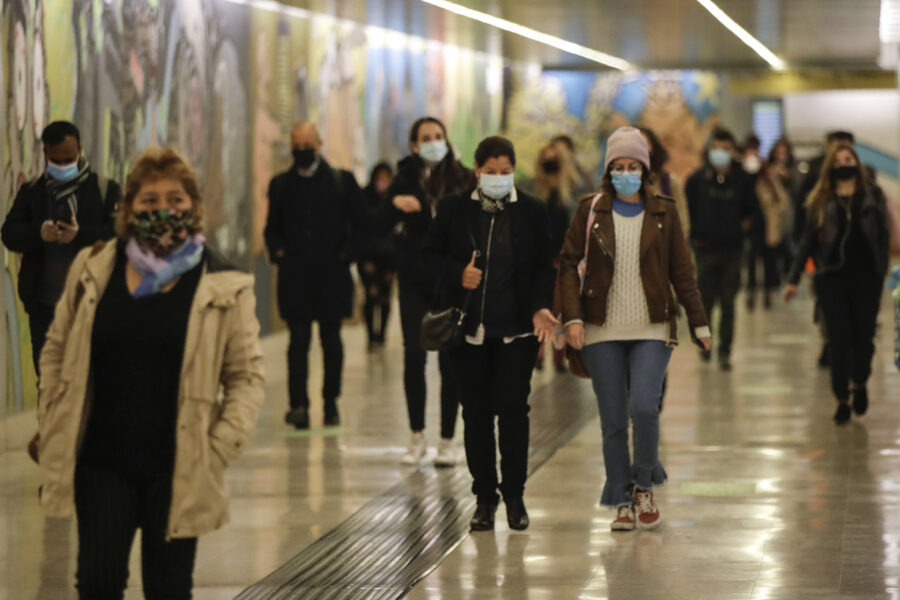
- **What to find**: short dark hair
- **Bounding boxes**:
[637,126,669,174]
[369,161,393,183]
[710,127,736,147]
[743,134,761,151]
[475,136,516,167]
[826,130,854,143]
[41,121,81,147]
[550,134,575,152]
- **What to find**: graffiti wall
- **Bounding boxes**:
[1,0,504,415]
[504,69,723,183]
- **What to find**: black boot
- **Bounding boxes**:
[470,502,498,531]
[834,402,851,425]
[852,385,868,416]
[285,407,309,430]
[324,400,340,427]
[505,496,530,531]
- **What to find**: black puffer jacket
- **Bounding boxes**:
[386,154,473,293]
[788,186,890,284]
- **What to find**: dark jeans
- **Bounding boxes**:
[74,463,197,600]
[747,240,782,290]
[398,286,460,439]
[695,248,742,358]
[450,337,538,504]
[360,258,395,344]
[287,319,343,411]
[27,302,56,375]
[818,272,883,400]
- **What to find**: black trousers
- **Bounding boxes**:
[360,258,395,344]
[287,319,343,411]
[74,463,197,600]
[398,286,459,439]
[450,337,538,504]
[747,241,782,291]
[817,272,883,400]
[27,302,56,375]
[695,248,742,359]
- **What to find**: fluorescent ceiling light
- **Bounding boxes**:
[695,0,786,70]
[420,0,632,71]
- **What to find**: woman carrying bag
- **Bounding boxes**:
[36,147,265,599]
[557,127,709,531]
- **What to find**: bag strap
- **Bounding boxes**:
[583,193,601,262]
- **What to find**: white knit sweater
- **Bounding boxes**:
[584,211,669,346]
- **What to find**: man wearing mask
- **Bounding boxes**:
[1,121,120,373]
[685,128,757,371]
[265,122,366,429]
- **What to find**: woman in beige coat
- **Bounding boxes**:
[37,146,264,599]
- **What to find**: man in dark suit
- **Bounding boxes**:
[265,122,366,429]
[1,121,120,373]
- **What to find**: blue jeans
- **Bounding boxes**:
[581,340,672,507]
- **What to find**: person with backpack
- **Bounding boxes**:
[1,121,120,373]
[557,127,709,531]
[265,122,366,430]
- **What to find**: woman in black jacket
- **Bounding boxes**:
[425,136,558,532]
[388,117,474,467]
[360,162,396,349]
[786,143,890,425]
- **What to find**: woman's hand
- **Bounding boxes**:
[566,322,585,350]
[700,337,712,352]
[392,194,422,213]
[532,309,560,344]
[784,284,798,302]
[462,252,482,290]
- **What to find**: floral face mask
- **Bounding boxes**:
[128,209,198,255]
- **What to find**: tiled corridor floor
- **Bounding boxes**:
[3,287,900,599]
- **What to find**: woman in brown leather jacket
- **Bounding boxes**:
[557,127,710,532]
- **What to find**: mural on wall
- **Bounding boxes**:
[504,69,723,183]
[1,0,505,415]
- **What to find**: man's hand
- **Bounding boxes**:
[566,322,585,350]
[57,217,79,244]
[532,309,560,344]
[392,194,422,214]
[462,252,482,290]
[41,220,61,243]
[784,284,798,302]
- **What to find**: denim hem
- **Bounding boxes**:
[631,462,668,491]
[600,481,635,508]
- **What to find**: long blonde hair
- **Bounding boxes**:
[533,141,580,208]
[806,143,868,226]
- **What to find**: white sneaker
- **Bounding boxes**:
[401,432,427,465]
[434,438,457,467]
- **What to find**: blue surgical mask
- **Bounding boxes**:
[418,139,449,164]
[611,172,642,197]
[480,173,515,200]
[47,159,80,182]
[708,148,732,168]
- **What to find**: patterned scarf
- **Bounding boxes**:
[45,159,93,218]
[125,235,205,299]
[478,189,508,214]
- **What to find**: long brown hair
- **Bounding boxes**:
[408,117,472,201]
[533,141,580,208]
[806,143,868,226]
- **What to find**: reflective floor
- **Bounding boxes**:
[2,285,900,599]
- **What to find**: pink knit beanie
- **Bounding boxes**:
[604,127,651,171]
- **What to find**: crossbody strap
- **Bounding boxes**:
[583,194,601,261]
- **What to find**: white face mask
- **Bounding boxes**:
[480,173,515,200]
[418,139,449,164]
[742,155,762,175]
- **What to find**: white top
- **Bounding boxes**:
[584,210,669,346]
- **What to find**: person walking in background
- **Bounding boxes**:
[551,134,596,197]
[36,147,265,599]
[530,140,579,373]
[1,121,120,373]
[740,135,768,311]
[638,126,690,238]
[768,137,802,272]
[388,116,473,467]
[425,136,557,532]
[686,128,756,371]
[557,127,710,531]
[743,136,791,309]
[360,161,397,351]
[265,122,366,430]
[786,143,889,425]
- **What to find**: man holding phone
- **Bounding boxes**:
[1,121,120,373]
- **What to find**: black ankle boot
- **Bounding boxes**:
[505,496,530,531]
[852,385,868,416]
[470,502,498,531]
[834,402,851,425]
[324,400,340,426]
[285,407,309,430]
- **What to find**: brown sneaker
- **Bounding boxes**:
[634,489,662,530]
[611,504,635,531]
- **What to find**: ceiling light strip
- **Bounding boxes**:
[420,0,632,71]
[695,0,786,70]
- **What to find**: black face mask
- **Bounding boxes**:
[541,159,560,174]
[832,165,858,181]
[293,148,317,168]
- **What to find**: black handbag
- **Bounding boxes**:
[419,223,478,352]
